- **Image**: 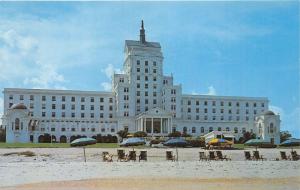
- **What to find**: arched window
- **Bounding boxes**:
[209,127,213,132]
[15,118,20,130]
[226,127,230,131]
[201,127,204,133]
[192,127,196,133]
[234,127,238,133]
[218,127,222,131]
[270,123,274,133]
[183,127,187,133]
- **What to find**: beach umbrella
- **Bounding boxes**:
[164,138,189,161]
[70,137,97,162]
[208,138,232,146]
[120,137,146,150]
[244,139,270,150]
[280,138,300,147]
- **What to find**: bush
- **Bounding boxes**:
[134,131,147,137]
[181,132,192,137]
[187,139,205,147]
[168,131,181,137]
[94,134,118,143]
[0,128,6,142]
[117,130,128,139]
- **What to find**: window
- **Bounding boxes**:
[196,115,199,120]
[137,60,140,65]
[109,105,113,111]
[51,128,55,132]
[91,128,95,132]
[228,109,232,114]
[137,75,140,80]
[52,104,56,109]
[153,76,156,81]
[145,91,148,96]
[90,105,94,110]
[261,103,265,107]
[52,112,55,117]
[145,84,148,89]
[254,110,257,114]
[204,101,207,106]
[81,128,86,132]
[220,109,224,114]
[136,91,140,96]
[188,108,191,113]
[153,69,157,74]
[137,83,140,88]
[15,118,20,130]
[253,102,257,107]
[212,108,216,113]
[81,97,85,102]
[71,113,75,118]
[145,68,148,73]
[196,108,199,113]
[270,123,274,133]
[42,112,46,117]
[71,97,75,102]
[9,102,13,107]
[236,102,240,107]
[183,127,187,133]
[90,113,94,118]
[109,113,113,118]
[171,89,176,94]
[236,116,240,121]
[61,128,66,132]
[246,102,249,107]
[209,127,213,132]
[20,95,24,100]
[226,127,230,131]
[213,116,216,120]
[234,127,238,133]
[71,128,75,132]
[52,96,56,101]
[30,103,34,109]
[100,105,104,110]
[218,127,222,131]
[71,104,75,110]
[62,104,65,110]
[212,101,216,106]
[30,95,34,101]
[145,60,148,66]
[204,115,208,120]
[153,61,156,66]
[81,105,85,110]
[204,108,207,113]
[153,92,157,97]
[124,112,129,117]
[137,68,140,72]
[9,95,13,100]
[187,100,191,105]
[42,96,46,101]
[242,128,246,133]
[145,99,148,104]
[81,113,85,118]
[101,128,105,132]
[201,127,204,133]
[62,112,65,117]
[109,98,113,103]
[192,127,196,133]
[62,96,65,102]
[220,101,224,106]
[100,97,104,102]
[228,102,232,106]
[196,100,199,105]
[119,78,124,83]
[153,99,157,104]
[236,109,240,114]
[100,113,103,118]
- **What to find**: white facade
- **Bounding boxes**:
[1,21,281,144]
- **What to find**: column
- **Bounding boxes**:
[151,118,154,134]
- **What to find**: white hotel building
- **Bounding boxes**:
[1,21,281,144]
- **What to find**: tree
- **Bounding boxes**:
[181,132,192,138]
[134,131,147,137]
[243,131,256,143]
[168,131,181,137]
[280,131,292,143]
[117,130,128,139]
[0,128,6,142]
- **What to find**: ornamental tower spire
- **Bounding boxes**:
[140,20,146,43]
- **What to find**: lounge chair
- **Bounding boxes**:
[102,151,113,162]
[117,149,126,162]
[291,151,300,161]
[139,151,147,162]
[253,151,266,161]
[199,152,208,161]
[166,151,175,161]
[280,151,290,160]
[244,151,252,160]
[128,151,136,161]
[216,151,230,161]
[208,151,216,161]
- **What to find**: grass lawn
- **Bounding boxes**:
[0,143,119,148]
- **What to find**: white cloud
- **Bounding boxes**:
[269,105,284,115]
[100,64,123,91]
[206,85,216,95]
[191,91,199,95]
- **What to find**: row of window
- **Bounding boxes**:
[186,100,265,107]
[41,112,113,118]
[179,126,246,134]
[137,60,157,67]
[187,108,263,114]
[185,115,253,121]
[136,68,157,74]
[41,127,115,133]
[9,95,113,103]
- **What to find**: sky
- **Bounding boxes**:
[0,2,299,137]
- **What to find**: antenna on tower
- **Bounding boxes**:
[140,20,146,43]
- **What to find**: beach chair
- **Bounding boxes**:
[199,152,208,161]
[117,149,126,162]
[216,151,230,161]
[291,151,300,161]
[244,151,252,160]
[139,151,147,162]
[280,151,290,160]
[166,151,175,161]
[208,151,216,161]
[102,151,113,162]
[128,151,136,161]
[253,151,266,161]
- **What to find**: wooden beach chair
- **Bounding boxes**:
[199,152,208,161]
[208,151,216,161]
[253,151,266,161]
[216,151,230,161]
[128,151,136,161]
[291,151,300,161]
[244,151,252,160]
[117,149,126,162]
[280,151,290,160]
[139,151,147,162]
[102,151,113,162]
[166,151,175,161]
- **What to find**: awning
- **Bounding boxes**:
[223,134,235,138]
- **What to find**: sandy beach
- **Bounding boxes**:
[0,147,299,190]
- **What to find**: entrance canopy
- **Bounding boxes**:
[135,107,172,136]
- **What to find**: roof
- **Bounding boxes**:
[263,111,275,116]
[125,40,161,48]
[11,103,27,110]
